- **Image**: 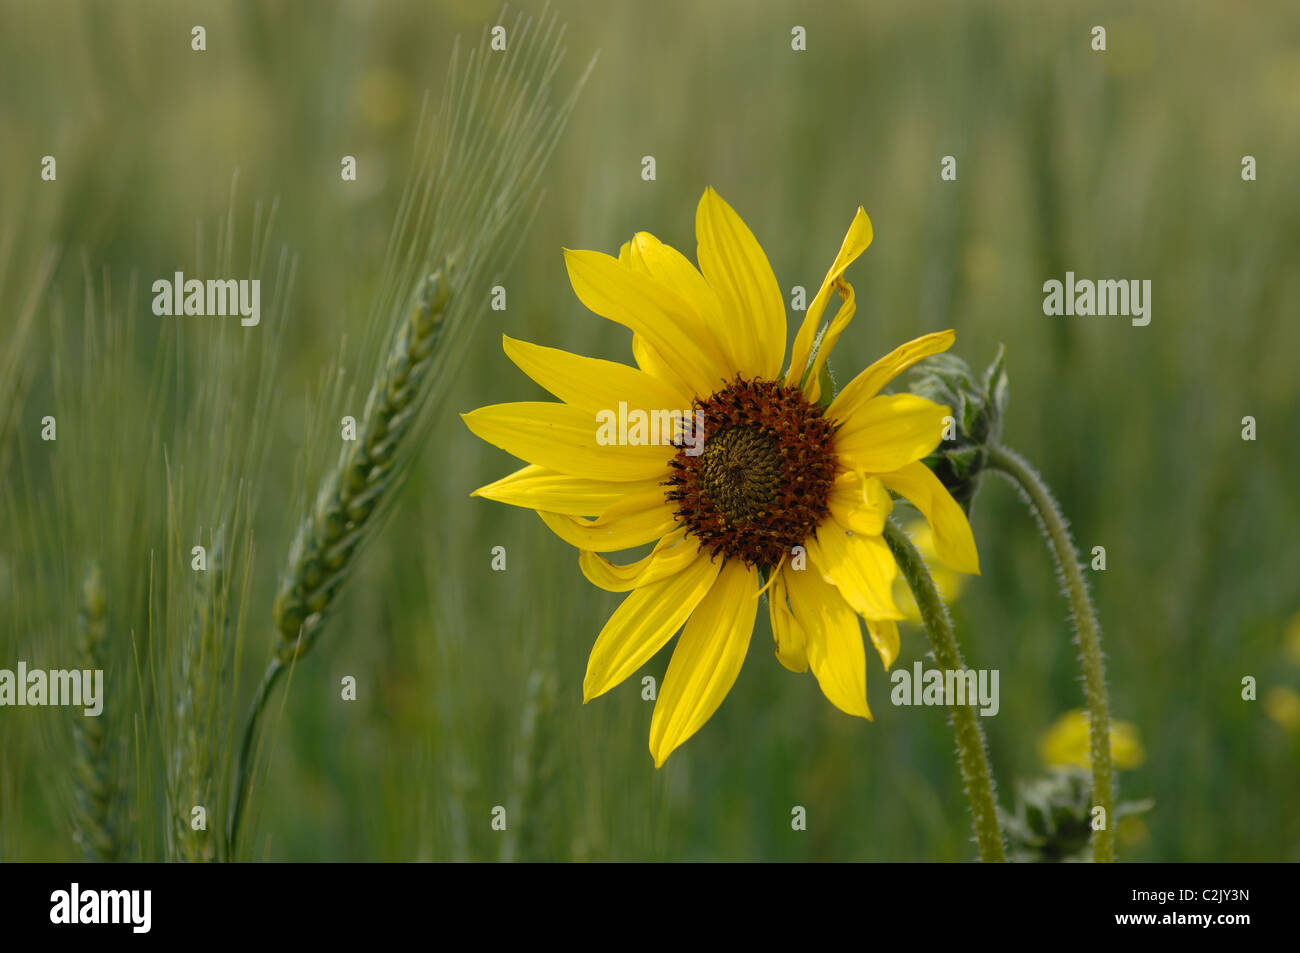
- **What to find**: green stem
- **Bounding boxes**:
[227,656,285,856]
[883,519,1005,862]
[987,444,1115,863]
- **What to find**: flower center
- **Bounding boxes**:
[666,377,837,568]
[698,427,782,521]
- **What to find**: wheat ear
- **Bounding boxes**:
[271,267,453,662]
[228,268,453,850]
[72,563,118,861]
[171,534,227,862]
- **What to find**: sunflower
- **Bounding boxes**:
[463,188,980,766]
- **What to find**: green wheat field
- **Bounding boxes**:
[1,0,1298,862]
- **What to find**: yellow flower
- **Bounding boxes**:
[1040,709,1146,771]
[1283,611,1300,666]
[891,519,967,622]
[1264,686,1300,733]
[463,188,979,766]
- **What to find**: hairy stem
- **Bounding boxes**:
[883,519,1005,862]
[987,444,1114,863]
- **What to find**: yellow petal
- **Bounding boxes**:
[768,567,809,673]
[632,333,695,402]
[695,188,786,378]
[503,335,689,416]
[578,528,697,592]
[583,552,722,700]
[865,618,900,670]
[472,464,664,517]
[827,330,956,422]
[538,490,678,553]
[649,559,759,766]
[564,248,729,397]
[879,460,980,575]
[462,401,673,481]
[786,207,873,388]
[807,519,903,621]
[833,393,950,474]
[827,470,893,537]
[625,232,741,380]
[620,240,694,396]
[785,563,872,719]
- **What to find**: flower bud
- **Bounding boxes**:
[907,344,1008,513]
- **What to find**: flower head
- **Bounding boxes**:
[463,188,979,765]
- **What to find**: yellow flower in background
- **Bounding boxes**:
[464,188,979,766]
[891,519,968,622]
[1264,687,1300,733]
[1283,610,1300,666]
[1262,613,1300,733]
[1041,708,1146,771]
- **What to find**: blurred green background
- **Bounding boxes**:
[1,0,1298,861]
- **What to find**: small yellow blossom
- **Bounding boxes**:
[1040,708,1145,771]
[1264,686,1300,733]
[1283,611,1300,666]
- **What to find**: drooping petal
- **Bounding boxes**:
[833,393,950,474]
[462,401,673,481]
[785,563,872,719]
[865,618,900,671]
[564,248,730,397]
[880,460,980,575]
[807,519,903,621]
[537,489,677,553]
[695,188,786,379]
[578,528,696,592]
[786,207,873,389]
[768,567,809,673]
[503,335,689,415]
[827,329,956,422]
[472,464,663,516]
[648,559,759,766]
[583,552,723,701]
[827,470,893,537]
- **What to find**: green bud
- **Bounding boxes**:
[1000,767,1094,862]
[907,344,1009,514]
[999,766,1154,862]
